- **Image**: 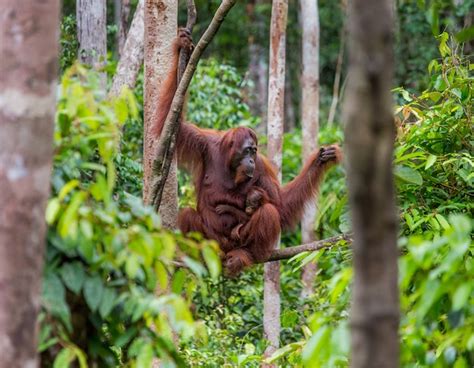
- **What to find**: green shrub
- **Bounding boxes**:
[40,65,221,367]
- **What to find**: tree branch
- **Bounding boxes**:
[151,0,237,211]
[178,0,197,82]
[264,233,353,262]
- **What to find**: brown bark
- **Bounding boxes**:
[0,0,59,366]
[110,0,145,97]
[150,0,238,213]
[299,0,320,298]
[77,0,107,86]
[143,0,178,229]
[343,0,399,367]
[263,0,288,362]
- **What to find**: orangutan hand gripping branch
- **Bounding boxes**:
[153,29,342,275]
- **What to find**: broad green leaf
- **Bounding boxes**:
[395,165,423,186]
[60,262,86,294]
[83,275,104,312]
[455,25,474,43]
[53,347,75,368]
[202,246,221,280]
[136,343,154,368]
[452,283,471,310]
[42,273,71,330]
[99,288,117,318]
[172,269,186,294]
[425,155,437,170]
[46,198,61,224]
[302,327,330,365]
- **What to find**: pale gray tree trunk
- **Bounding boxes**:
[143,0,178,228]
[263,0,287,362]
[115,0,131,57]
[247,0,268,134]
[284,72,295,132]
[77,0,107,86]
[110,0,144,97]
[299,0,320,298]
[343,0,399,367]
[0,0,59,366]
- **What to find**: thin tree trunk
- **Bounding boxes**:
[77,0,107,87]
[247,0,268,135]
[115,0,131,57]
[110,0,144,97]
[0,0,59,366]
[343,0,399,367]
[299,0,320,298]
[327,28,345,126]
[264,0,287,362]
[284,71,295,132]
[143,0,178,228]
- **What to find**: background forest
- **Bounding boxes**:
[4,0,473,367]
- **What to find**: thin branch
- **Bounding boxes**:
[178,0,197,82]
[264,233,353,262]
[151,0,237,211]
[171,233,352,270]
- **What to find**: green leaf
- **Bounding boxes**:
[60,262,86,294]
[452,283,471,311]
[42,272,71,330]
[99,288,117,318]
[302,327,330,364]
[46,198,61,224]
[53,347,75,368]
[395,165,423,186]
[202,246,221,280]
[58,180,80,201]
[83,275,104,312]
[455,26,474,43]
[172,269,186,294]
[425,155,437,170]
[136,343,154,368]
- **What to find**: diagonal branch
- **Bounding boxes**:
[151,0,237,211]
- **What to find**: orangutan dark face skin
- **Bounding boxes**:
[231,137,257,181]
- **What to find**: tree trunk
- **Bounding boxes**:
[263,0,287,362]
[284,71,295,132]
[110,0,144,97]
[0,1,59,366]
[247,0,268,133]
[343,0,399,367]
[77,0,107,86]
[143,0,178,228]
[115,0,131,57]
[299,0,320,298]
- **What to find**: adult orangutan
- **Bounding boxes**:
[153,29,342,275]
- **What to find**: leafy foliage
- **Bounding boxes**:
[268,36,474,367]
[187,59,259,130]
[40,66,221,366]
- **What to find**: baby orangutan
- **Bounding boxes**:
[215,187,269,242]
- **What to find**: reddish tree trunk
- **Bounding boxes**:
[0,0,59,365]
[143,0,178,228]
